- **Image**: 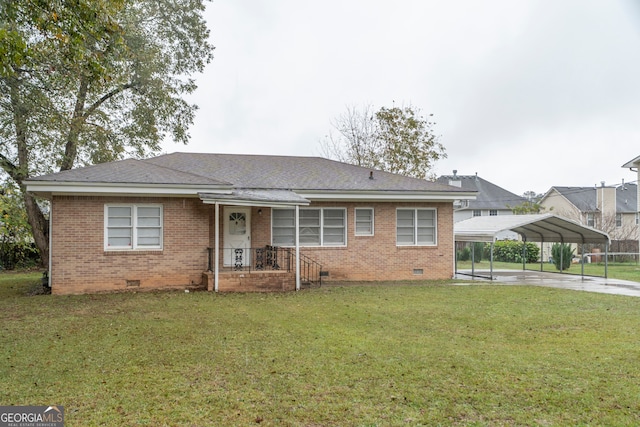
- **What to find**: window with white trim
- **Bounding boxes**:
[489,210,498,216]
[586,212,595,227]
[354,208,374,236]
[397,208,437,246]
[616,213,622,228]
[272,208,346,246]
[105,204,163,250]
[473,210,481,217]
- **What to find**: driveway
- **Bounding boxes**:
[454,269,640,297]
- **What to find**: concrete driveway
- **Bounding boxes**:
[454,269,640,297]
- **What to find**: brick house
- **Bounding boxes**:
[25,153,475,295]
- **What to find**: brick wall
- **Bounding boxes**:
[51,197,454,294]
[51,196,209,295]
[251,201,454,282]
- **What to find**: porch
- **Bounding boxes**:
[202,246,323,292]
[197,188,322,291]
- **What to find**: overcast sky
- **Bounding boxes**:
[163,0,640,196]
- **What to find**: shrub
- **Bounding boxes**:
[492,240,540,263]
[551,243,574,271]
[457,247,470,261]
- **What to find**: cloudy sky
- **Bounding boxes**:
[163,0,640,196]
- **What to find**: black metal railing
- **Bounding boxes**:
[206,245,323,286]
[297,251,323,286]
[207,246,292,272]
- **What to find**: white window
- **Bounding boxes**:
[587,212,595,227]
[473,210,482,217]
[616,213,622,228]
[354,208,374,236]
[272,208,346,247]
[397,208,437,246]
[105,205,162,250]
[636,212,639,225]
[489,210,498,216]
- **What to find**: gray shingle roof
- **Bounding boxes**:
[29,153,469,193]
[616,183,638,213]
[550,187,598,212]
[30,158,229,186]
[436,174,524,209]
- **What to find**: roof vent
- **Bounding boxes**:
[449,169,462,188]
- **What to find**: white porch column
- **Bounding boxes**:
[295,204,300,290]
[214,202,220,292]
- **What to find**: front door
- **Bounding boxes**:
[223,207,251,267]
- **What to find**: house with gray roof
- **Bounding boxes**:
[25,153,475,295]
[539,183,639,250]
[436,171,526,223]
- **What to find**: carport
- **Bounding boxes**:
[454,214,611,280]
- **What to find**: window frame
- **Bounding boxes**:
[396,208,437,247]
[104,204,163,251]
[271,207,347,247]
[473,210,482,217]
[616,213,622,228]
[354,207,375,236]
[489,209,498,216]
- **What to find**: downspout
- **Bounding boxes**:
[48,200,52,287]
[295,205,300,290]
[214,202,220,292]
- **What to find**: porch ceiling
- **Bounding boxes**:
[199,189,310,207]
[454,214,610,244]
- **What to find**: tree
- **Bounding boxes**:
[1,0,214,266]
[320,104,446,180]
[0,178,38,269]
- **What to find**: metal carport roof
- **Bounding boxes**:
[454,214,610,244]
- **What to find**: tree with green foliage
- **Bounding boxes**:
[0,179,38,269]
[320,104,446,179]
[0,0,214,266]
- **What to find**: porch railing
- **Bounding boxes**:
[208,246,292,273]
[207,245,323,286]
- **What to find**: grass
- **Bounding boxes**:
[2,272,640,426]
[457,260,640,282]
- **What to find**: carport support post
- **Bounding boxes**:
[522,238,526,271]
[490,241,494,280]
[581,243,584,279]
[605,242,609,279]
[560,240,564,273]
[471,242,475,279]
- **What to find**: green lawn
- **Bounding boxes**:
[2,272,640,426]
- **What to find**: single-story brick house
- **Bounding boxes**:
[25,153,475,295]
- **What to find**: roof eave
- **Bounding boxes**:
[24,181,232,198]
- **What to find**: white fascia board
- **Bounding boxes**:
[25,182,233,197]
[200,199,310,207]
[296,190,477,202]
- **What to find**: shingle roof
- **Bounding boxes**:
[550,187,598,212]
[616,183,638,213]
[436,174,524,209]
[28,152,469,193]
[30,158,229,186]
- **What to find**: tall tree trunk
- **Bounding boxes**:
[8,77,50,267]
[23,191,49,267]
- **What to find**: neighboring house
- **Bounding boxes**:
[539,183,639,251]
[436,171,526,240]
[25,153,475,295]
[622,155,640,215]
